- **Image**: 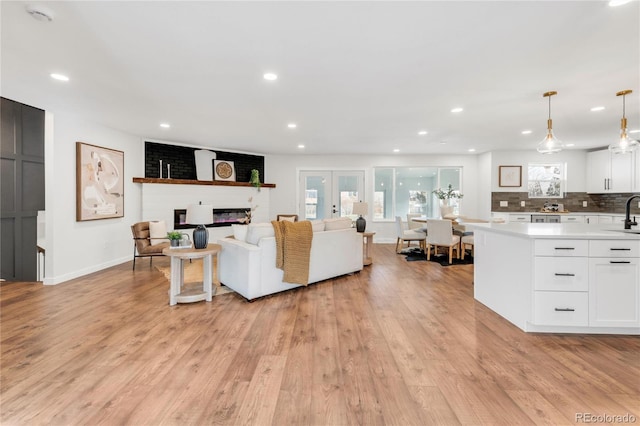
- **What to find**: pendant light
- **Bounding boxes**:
[537,91,563,154]
[608,89,638,154]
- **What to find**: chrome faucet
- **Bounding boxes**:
[624,194,640,229]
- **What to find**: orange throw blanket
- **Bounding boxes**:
[272,220,313,285]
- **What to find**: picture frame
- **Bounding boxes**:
[498,165,522,187]
[214,160,236,181]
[76,142,124,221]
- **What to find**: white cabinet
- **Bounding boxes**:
[588,240,640,328]
[532,239,640,330]
[533,240,589,327]
[585,215,600,225]
[587,149,634,193]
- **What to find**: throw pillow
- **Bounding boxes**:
[245,222,275,245]
[310,220,325,232]
[323,217,353,231]
[231,224,248,241]
[149,220,168,245]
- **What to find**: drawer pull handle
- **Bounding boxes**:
[610,248,631,251]
[554,247,575,250]
[610,261,631,264]
[554,273,575,276]
[554,308,575,312]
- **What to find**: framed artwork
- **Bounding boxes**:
[76,142,124,221]
[214,160,236,181]
[499,165,522,187]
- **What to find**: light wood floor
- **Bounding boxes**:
[1,244,639,425]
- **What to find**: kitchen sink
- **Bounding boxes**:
[607,229,640,234]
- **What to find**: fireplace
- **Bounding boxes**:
[174,208,248,229]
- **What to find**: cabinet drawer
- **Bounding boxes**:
[589,240,640,257]
[560,215,584,223]
[534,291,589,326]
[534,257,588,291]
[509,214,531,223]
[534,240,588,257]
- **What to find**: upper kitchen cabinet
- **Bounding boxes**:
[586,149,635,193]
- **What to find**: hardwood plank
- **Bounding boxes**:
[1,244,638,425]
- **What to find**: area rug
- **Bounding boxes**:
[155,259,234,296]
[402,248,473,266]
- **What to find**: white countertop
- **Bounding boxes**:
[468,222,640,240]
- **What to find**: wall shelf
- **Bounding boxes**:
[133,177,275,188]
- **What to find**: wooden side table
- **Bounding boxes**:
[362,232,375,266]
[162,243,221,306]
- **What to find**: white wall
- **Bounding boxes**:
[477,151,493,219]
[265,154,479,243]
[490,150,588,193]
[44,112,143,284]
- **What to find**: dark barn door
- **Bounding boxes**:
[1,97,45,281]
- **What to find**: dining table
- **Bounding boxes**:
[410,216,490,234]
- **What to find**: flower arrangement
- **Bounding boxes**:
[432,184,464,200]
[238,196,258,224]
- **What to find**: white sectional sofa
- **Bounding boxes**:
[218,218,363,300]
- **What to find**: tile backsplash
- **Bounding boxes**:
[491,192,640,215]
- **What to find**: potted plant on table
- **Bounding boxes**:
[166,230,182,247]
[432,184,463,218]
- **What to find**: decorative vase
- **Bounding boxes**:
[192,225,209,249]
[355,215,366,232]
[170,239,179,247]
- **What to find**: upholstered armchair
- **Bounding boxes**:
[131,221,170,269]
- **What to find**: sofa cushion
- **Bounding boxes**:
[310,220,325,232]
[149,220,168,245]
[231,224,249,241]
[246,222,275,245]
[323,217,353,231]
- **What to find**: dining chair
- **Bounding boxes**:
[395,216,426,253]
[406,213,423,230]
[425,219,461,264]
[460,233,474,260]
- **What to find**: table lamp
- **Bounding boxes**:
[352,202,368,233]
[186,202,213,249]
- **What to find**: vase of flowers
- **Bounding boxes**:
[432,184,463,217]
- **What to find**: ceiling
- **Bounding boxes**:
[1,1,639,156]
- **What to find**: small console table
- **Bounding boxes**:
[362,232,375,266]
[162,243,221,306]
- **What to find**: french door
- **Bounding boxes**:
[299,171,365,220]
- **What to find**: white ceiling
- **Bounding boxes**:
[2,1,639,156]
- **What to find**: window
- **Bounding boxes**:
[527,163,564,198]
[373,167,462,220]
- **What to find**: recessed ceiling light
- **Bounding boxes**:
[590,106,605,112]
[297,144,305,149]
[418,130,427,135]
[263,72,278,81]
[393,149,400,153]
[287,123,297,129]
[521,130,532,135]
[439,141,447,145]
[160,123,170,129]
[468,148,476,152]
[451,107,464,113]
[629,129,640,134]
[609,0,632,6]
[50,73,69,82]
[565,143,575,147]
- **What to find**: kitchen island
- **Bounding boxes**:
[469,222,640,335]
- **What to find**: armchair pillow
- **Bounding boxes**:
[149,220,168,245]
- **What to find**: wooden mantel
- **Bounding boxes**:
[133,177,275,188]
